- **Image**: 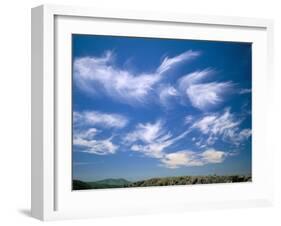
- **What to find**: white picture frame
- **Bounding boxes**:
[31,4,274,221]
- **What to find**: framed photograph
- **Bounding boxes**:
[31,4,274,221]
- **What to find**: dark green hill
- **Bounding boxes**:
[72,180,92,190]
[73,178,131,190]
[88,178,131,189]
[95,178,130,186]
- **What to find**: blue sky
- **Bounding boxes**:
[72,34,252,182]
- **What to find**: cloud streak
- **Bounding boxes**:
[239,88,251,94]
[74,111,128,129]
[124,120,190,158]
[73,128,118,155]
[158,85,179,107]
[178,69,234,111]
[74,50,200,105]
[186,82,233,111]
[157,50,200,74]
[191,108,251,147]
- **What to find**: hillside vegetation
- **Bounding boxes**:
[73,175,251,190]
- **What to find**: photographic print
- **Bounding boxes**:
[72,35,252,190]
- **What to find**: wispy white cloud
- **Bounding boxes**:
[178,69,214,89]
[157,50,201,74]
[178,69,234,111]
[184,116,194,124]
[124,120,190,159]
[239,88,251,94]
[75,127,98,139]
[124,120,173,158]
[74,52,157,104]
[192,108,251,146]
[74,50,200,105]
[158,85,179,107]
[223,128,252,145]
[74,111,128,129]
[161,149,227,169]
[186,82,233,111]
[73,110,128,155]
[124,120,167,144]
[73,128,118,155]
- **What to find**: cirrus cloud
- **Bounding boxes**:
[124,120,190,159]
[178,69,234,111]
[157,50,201,74]
[74,50,200,105]
[73,128,118,155]
[123,119,228,168]
[158,85,179,107]
[186,82,233,111]
[74,110,128,129]
[73,110,129,155]
[191,108,251,147]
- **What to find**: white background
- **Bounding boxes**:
[0,0,280,225]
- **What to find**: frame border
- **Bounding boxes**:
[31,4,274,221]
